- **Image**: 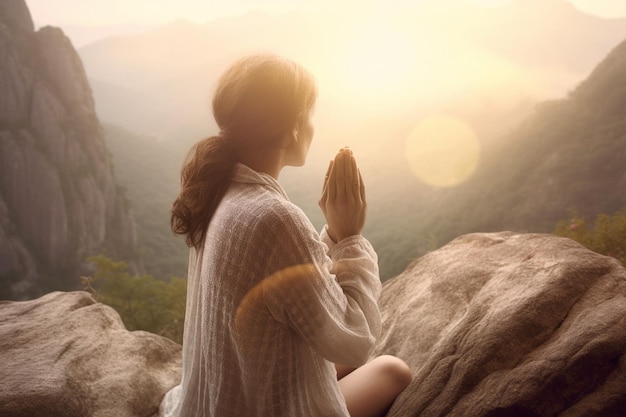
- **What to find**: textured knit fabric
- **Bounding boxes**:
[160,163,382,417]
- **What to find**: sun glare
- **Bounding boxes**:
[325,20,422,106]
[405,115,481,187]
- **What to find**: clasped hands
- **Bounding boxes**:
[318,148,367,243]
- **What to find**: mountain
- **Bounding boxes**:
[76,0,626,142]
[76,0,626,281]
[0,0,139,300]
[51,23,152,48]
[423,36,626,246]
[79,12,315,141]
[102,124,188,280]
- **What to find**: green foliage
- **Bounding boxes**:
[103,124,189,281]
[86,255,186,343]
[553,209,626,267]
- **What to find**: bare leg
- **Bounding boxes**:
[338,355,412,417]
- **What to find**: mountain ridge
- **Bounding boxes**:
[422,34,626,247]
[0,0,140,299]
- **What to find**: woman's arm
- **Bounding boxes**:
[256,149,381,367]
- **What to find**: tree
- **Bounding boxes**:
[85,255,186,343]
[553,209,626,267]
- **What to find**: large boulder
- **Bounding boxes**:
[0,291,181,417]
[375,232,626,417]
[1,232,624,417]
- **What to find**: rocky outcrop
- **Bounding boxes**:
[1,233,623,416]
[0,291,181,417]
[0,0,138,299]
[375,232,626,417]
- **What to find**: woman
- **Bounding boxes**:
[161,54,412,417]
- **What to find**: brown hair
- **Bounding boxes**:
[171,54,317,249]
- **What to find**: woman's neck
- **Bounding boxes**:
[237,147,286,180]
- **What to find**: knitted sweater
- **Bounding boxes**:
[160,163,382,417]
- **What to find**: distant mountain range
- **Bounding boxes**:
[426,35,626,239]
[79,0,626,145]
[3,0,624,299]
[91,1,626,278]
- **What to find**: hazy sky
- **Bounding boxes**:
[27,0,626,26]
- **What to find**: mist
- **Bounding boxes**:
[68,0,626,279]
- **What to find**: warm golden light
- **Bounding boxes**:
[405,115,481,187]
[462,0,515,8]
[234,263,318,338]
[320,16,424,107]
[338,25,418,93]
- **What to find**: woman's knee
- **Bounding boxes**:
[371,355,413,390]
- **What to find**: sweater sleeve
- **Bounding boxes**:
[259,202,382,367]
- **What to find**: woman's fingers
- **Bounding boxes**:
[322,148,367,242]
[358,168,366,205]
[319,160,334,211]
[343,150,353,199]
[321,160,333,196]
[350,155,360,200]
[328,154,338,201]
[324,159,333,187]
[328,148,362,201]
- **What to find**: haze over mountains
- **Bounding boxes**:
[70,0,626,280]
[76,0,626,280]
[3,0,625,292]
[79,0,626,144]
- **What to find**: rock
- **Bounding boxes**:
[374,232,626,417]
[1,233,624,416]
[0,0,140,299]
[0,291,182,417]
[34,26,95,112]
[0,0,34,32]
[0,130,70,267]
[0,196,38,295]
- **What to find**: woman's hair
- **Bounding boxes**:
[171,54,317,249]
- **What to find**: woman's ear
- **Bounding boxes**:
[277,128,297,149]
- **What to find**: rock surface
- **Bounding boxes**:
[0,291,181,417]
[0,0,138,299]
[374,232,626,417]
[1,232,624,417]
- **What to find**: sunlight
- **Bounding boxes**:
[462,0,515,8]
[326,20,422,105]
[405,115,481,187]
[316,9,527,115]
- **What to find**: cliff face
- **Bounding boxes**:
[0,0,138,299]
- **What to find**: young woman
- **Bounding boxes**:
[162,54,412,417]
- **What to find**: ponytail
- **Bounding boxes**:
[171,136,236,249]
[171,54,317,249]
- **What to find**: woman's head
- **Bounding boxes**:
[171,54,317,249]
[213,54,317,151]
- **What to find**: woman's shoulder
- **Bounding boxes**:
[225,179,316,237]
[255,193,311,230]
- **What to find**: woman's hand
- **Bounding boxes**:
[319,148,367,243]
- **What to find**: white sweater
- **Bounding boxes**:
[160,163,381,417]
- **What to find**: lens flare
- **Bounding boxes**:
[405,115,481,187]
